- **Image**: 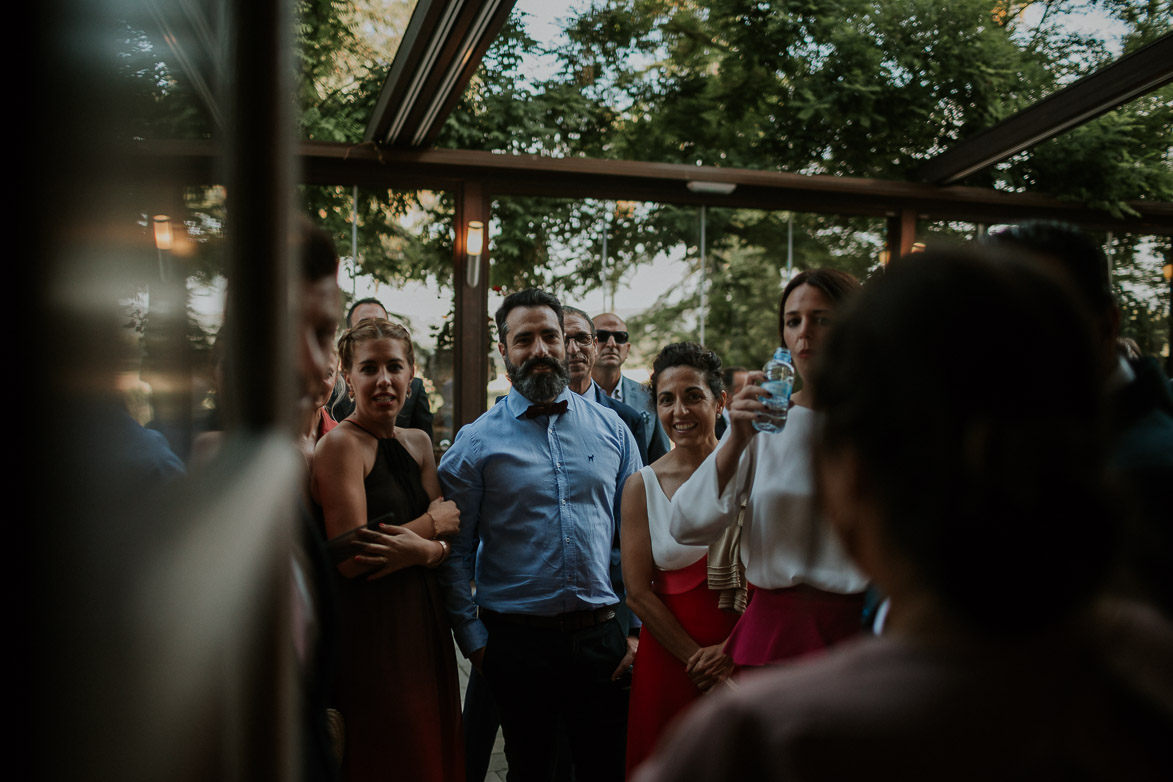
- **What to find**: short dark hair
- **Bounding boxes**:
[986,221,1114,314]
[812,248,1110,635]
[778,268,860,344]
[298,218,339,283]
[563,306,596,337]
[651,342,724,399]
[346,297,388,327]
[495,288,564,343]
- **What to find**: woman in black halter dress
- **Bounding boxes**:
[311,318,463,782]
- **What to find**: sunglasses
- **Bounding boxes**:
[596,329,629,345]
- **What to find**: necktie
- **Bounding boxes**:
[523,400,568,419]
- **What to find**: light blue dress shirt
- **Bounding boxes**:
[437,386,640,656]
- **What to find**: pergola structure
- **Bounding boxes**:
[140,0,1173,428]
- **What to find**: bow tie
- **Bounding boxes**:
[523,400,568,419]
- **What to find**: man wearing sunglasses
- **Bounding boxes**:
[592,312,672,460]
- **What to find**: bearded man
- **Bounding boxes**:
[437,288,640,782]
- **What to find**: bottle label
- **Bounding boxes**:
[760,379,793,408]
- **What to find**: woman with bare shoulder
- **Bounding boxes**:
[311,318,463,782]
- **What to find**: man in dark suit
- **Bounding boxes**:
[592,311,671,461]
[565,305,651,465]
[330,297,434,437]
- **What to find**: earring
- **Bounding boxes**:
[347,385,355,401]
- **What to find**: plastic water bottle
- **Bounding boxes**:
[752,347,795,434]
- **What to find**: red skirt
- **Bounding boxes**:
[625,560,740,776]
[724,584,865,667]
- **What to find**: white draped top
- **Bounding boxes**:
[668,406,867,593]
[641,465,708,572]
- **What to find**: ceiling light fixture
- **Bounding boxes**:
[686,180,737,195]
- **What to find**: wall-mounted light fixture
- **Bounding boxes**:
[1163,262,1172,283]
[153,215,173,281]
[686,180,737,195]
[465,220,484,288]
[153,215,173,251]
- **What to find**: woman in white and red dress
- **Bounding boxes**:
[622,343,740,774]
[669,269,867,670]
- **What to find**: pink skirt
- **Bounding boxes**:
[724,584,865,667]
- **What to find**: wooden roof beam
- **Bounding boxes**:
[364,0,517,148]
[132,139,1173,235]
[299,142,1173,234]
[918,32,1173,186]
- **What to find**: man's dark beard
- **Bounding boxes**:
[505,355,570,402]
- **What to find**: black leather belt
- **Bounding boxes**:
[480,605,618,631]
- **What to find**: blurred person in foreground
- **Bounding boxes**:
[636,249,1173,781]
[301,343,339,461]
[293,220,346,782]
[989,222,1173,619]
[622,342,740,775]
[311,317,463,781]
[668,269,868,669]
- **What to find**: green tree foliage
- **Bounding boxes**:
[289,0,1171,359]
[465,0,1170,359]
[295,0,449,292]
[555,0,1049,179]
[1106,232,1173,356]
[999,1,1173,215]
[117,22,215,141]
[625,212,883,367]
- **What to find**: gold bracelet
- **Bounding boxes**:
[426,511,438,539]
[429,539,449,567]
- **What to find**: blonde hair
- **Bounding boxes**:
[338,318,414,373]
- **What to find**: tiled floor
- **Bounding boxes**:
[455,640,508,782]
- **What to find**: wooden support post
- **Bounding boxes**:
[453,181,491,433]
[227,0,293,434]
[886,209,917,263]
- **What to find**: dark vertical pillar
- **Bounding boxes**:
[227,0,294,435]
[453,181,491,432]
[224,2,296,780]
[886,208,917,262]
